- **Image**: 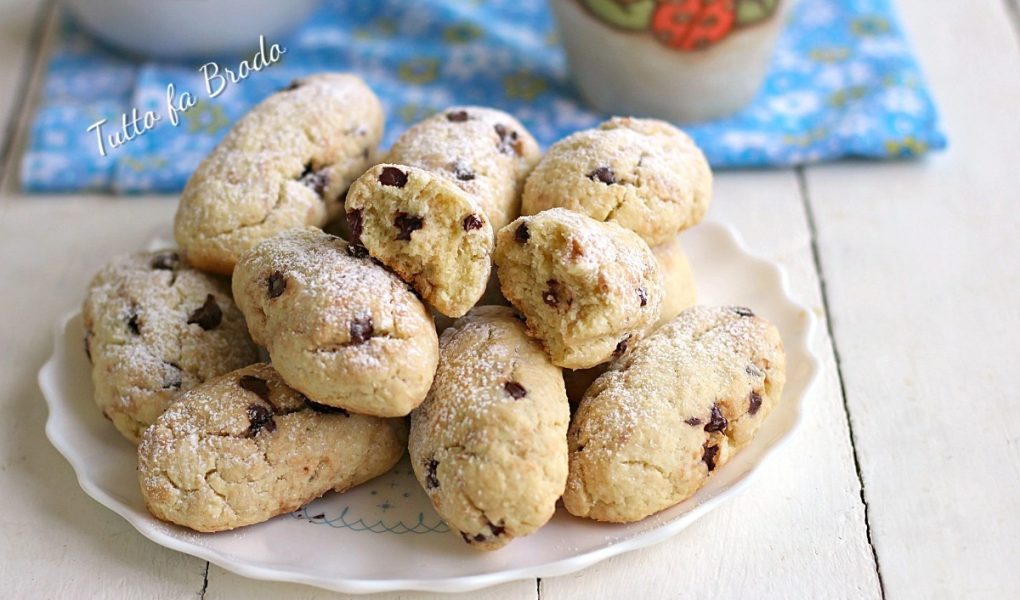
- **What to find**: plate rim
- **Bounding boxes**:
[39,219,821,594]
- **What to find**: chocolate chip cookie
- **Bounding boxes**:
[521,117,711,246]
[493,208,664,369]
[409,307,569,550]
[345,164,494,318]
[138,363,408,532]
[563,305,786,523]
[231,228,439,417]
[385,106,541,233]
[83,250,258,443]
[174,73,384,275]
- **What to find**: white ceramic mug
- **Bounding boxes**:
[551,0,793,123]
[63,0,319,58]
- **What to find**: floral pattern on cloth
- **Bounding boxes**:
[21,0,946,193]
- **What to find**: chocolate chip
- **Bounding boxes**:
[306,400,350,416]
[638,287,648,307]
[378,166,408,188]
[84,333,92,363]
[239,375,271,402]
[452,161,476,181]
[267,271,287,298]
[187,294,222,330]
[503,381,527,399]
[748,391,763,415]
[685,417,703,426]
[362,147,370,160]
[588,166,616,185]
[733,306,754,317]
[462,214,484,231]
[299,163,329,198]
[346,243,370,259]
[543,279,562,308]
[163,363,182,390]
[284,80,301,91]
[613,335,632,358]
[246,403,276,437]
[349,316,374,345]
[494,124,522,156]
[461,532,487,544]
[705,404,728,433]
[394,212,424,241]
[346,209,364,240]
[150,252,179,270]
[425,459,439,490]
[703,443,719,472]
[488,522,506,537]
[127,311,140,335]
[514,223,530,244]
[446,110,469,122]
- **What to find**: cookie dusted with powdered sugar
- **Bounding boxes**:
[174,73,384,275]
[521,117,711,246]
[409,307,569,551]
[563,236,697,405]
[385,106,541,233]
[82,249,258,443]
[231,228,438,417]
[345,164,494,318]
[493,208,664,369]
[563,305,786,523]
[138,363,407,532]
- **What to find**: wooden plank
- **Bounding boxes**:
[541,171,883,600]
[0,0,52,191]
[0,199,207,598]
[802,0,1020,597]
[204,564,537,599]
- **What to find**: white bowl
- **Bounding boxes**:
[63,0,319,58]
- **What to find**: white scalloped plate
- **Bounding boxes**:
[40,220,819,594]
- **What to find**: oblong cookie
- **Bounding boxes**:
[345,164,494,318]
[410,307,569,550]
[138,363,407,532]
[563,237,696,405]
[521,117,711,246]
[493,208,664,369]
[563,305,786,523]
[174,73,384,275]
[386,106,541,232]
[232,228,439,417]
[83,249,258,443]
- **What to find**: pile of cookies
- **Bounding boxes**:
[81,73,785,550]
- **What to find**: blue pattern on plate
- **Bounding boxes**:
[20,0,946,193]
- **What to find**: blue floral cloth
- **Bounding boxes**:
[21,0,946,193]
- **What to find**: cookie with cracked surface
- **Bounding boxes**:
[385,106,540,232]
[563,236,698,405]
[174,73,384,275]
[409,306,569,550]
[345,164,494,318]
[232,228,439,417]
[82,250,258,443]
[138,363,407,532]
[493,208,664,369]
[521,116,711,246]
[563,305,785,523]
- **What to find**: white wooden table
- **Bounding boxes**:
[1,1,1017,597]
